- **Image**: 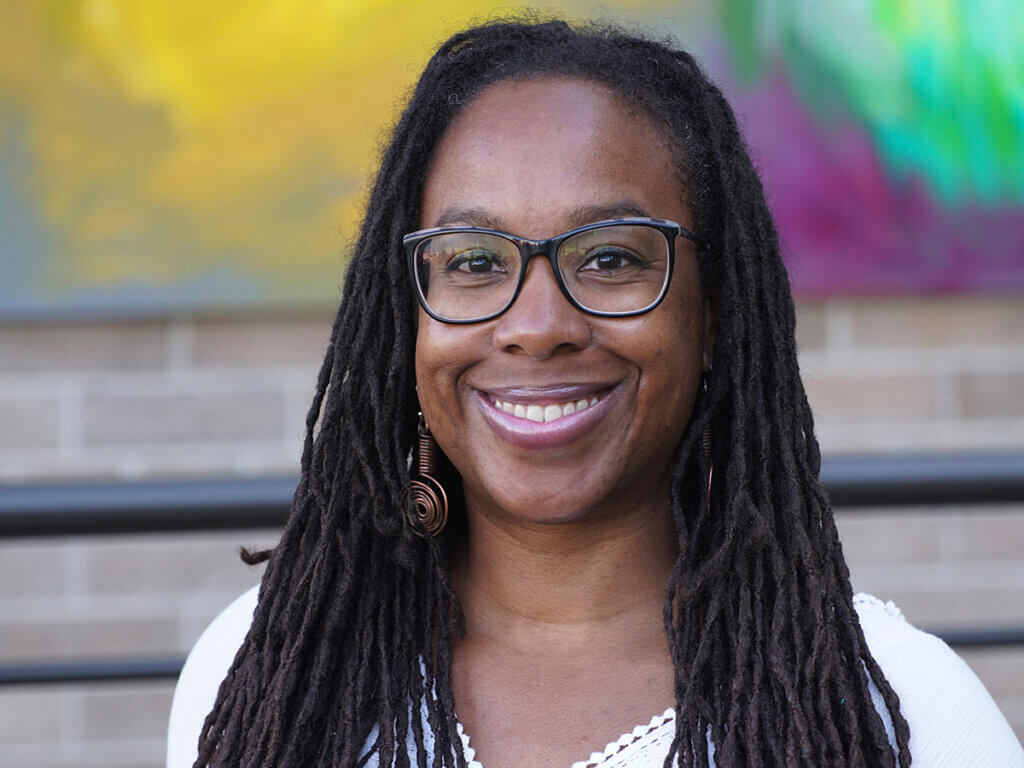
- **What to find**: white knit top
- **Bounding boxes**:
[167,587,1024,768]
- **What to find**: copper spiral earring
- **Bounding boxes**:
[408,412,448,537]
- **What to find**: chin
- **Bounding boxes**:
[481,485,607,526]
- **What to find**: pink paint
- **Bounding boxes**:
[722,66,1024,296]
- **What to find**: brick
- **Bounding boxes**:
[0,442,302,483]
[78,681,174,741]
[815,418,1024,455]
[0,302,1021,765]
[82,390,284,445]
[846,583,1024,630]
[959,507,1024,560]
[283,384,321,441]
[0,541,66,598]
[85,531,276,594]
[0,323,166,373]
[851,296,1024,348]
[848,558,1024,596]
[75,745,164,768]
[802,374,933,422]
[0,740,166,768]
[0,397,60,451]
[957,648,1024,699]
[0,687,65,744]
[794,301,827,352]
[960,371,1024,419]
[0,616,180,662]
[192,313,333,367]
[834,510,946,566]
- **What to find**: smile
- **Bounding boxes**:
[488,394,600,423]
[474,385,616,450]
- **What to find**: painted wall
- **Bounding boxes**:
[2,0,1021,316]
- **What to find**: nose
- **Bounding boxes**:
[491,256,590,359]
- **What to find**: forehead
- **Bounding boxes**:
[419,76,688,236]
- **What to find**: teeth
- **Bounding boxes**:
[492,394,602,423]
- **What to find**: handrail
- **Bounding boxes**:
[1,451,1022,538]
[819,451,1024,508]
[1,450,1022,687]
[0,657,187,685]
[0,476,294,537]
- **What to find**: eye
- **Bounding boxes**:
[447,250,508,274]
[579,247,646,271]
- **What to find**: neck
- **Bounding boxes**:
[450,494,678,650]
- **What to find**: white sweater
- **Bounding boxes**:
[167,587,1024,768]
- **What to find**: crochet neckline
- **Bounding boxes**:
[454,707,677,768]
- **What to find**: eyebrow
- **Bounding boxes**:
[432,201,654,232]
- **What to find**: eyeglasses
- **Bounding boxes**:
[404,217,704,324]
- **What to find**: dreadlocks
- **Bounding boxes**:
[194,15,911,768]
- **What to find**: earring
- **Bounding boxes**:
[408,412,448,537]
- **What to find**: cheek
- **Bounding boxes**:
[414,323,454,414]
[413,319,481,452]
[637,298,704,427]
[644,340,697,419]
[414,331,458,470]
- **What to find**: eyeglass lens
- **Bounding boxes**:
[414,224,670,321]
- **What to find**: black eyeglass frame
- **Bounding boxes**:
[403,216,706,324]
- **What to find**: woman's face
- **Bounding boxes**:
[415,76,709,525]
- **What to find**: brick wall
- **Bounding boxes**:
[1,295,1022,767]
[0,314,333,482]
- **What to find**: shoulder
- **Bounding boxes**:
[853,592,1024,767]
[163,584,426,768]
[166,585,260,768]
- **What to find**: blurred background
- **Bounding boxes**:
[1,0,1022,766]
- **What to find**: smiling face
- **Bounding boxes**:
[415,76,709,526]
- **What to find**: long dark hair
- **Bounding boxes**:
[195,16,911,768]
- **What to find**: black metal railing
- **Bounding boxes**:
[2,451,1023,686]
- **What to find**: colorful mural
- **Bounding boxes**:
[716,0,1024,294]
[1,0,1022,316]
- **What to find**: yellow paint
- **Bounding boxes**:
[1,1,658,300]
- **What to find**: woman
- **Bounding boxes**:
[167,17,1024,768]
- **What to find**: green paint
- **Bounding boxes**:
[720,0,762,78]
[718,0,1024,204]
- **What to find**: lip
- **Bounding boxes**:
[481,383,613,405]
[474,383,619,450]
